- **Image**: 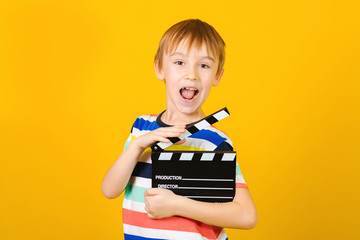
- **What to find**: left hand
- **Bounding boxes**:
[144,188,182,219]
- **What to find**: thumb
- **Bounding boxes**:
[144,188,158,196]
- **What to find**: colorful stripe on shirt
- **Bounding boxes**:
[122,114,247,240]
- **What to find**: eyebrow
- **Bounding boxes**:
[169,52,215,62]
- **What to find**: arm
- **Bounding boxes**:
[144,187,257,229]
[101,139,144,199]
[101,125,186,199]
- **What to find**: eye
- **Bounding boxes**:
[174,61,184,65]
[200,63,210,69]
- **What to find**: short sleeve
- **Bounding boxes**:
[123,119,137,151]
[236,161,248,188]
[215,139,248,188]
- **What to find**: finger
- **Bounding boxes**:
[148,134,170,143]
[174,125,186,130]
[174,139,186,145]
[154,128,185,137]
[162,125,186,129]
[144,188,156,198]
[146,188,163,196]
[153,133,183,142]
[154,131,182,138]
[145,188,156,196]
[156,125,186,133]
[147,213,156,219]
[157,136,172,143]
[144,189,148,197]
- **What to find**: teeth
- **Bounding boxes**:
[183,87,198,91]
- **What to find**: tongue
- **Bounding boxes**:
[181,89,196,99]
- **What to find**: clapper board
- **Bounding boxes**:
[151,107,236,203]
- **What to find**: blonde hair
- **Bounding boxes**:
[154,19,226,77]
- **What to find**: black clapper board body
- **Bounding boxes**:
[151,107,236,203]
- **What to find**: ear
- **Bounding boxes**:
[154,60,165,81]
[212,68,224,87]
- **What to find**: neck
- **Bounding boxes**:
[161,108,206,125]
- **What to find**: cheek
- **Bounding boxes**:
[164,67,180,79]
[203,78,216,89]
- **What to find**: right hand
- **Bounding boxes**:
[132,125,186,151]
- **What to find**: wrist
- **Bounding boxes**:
[173,194,188,216]
[127,139,146,158]
[130,138,146,152]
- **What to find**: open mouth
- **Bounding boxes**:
[180,87,199,100]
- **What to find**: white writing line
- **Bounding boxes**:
[182,178,233,182]
[178,187,233,190]
[185,196,233,199]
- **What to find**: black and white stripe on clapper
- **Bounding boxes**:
[151,107,230,151]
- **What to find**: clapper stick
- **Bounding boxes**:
[151,107,230,151]
[150,107,236,203]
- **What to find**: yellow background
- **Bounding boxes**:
[1,0,359,239]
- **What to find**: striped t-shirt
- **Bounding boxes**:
[122,111,248,240]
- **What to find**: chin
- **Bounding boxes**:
[177,103,202,115]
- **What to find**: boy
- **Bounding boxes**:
[102,19,257,240]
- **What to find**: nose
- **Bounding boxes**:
[185,65,198,81]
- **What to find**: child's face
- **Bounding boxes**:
[154,39,224,116]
